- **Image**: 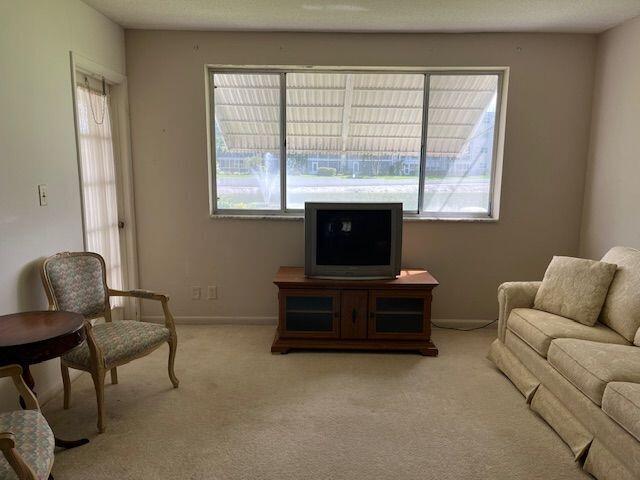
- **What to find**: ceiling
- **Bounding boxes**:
[83,0,640,33]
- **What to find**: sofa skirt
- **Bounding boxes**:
[487,337,539,402]
[529,385,593,461]
[584,440,636,480]
[488,337,640,478]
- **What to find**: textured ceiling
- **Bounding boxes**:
[83,0,640,33]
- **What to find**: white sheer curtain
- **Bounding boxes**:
[76,84,123,305]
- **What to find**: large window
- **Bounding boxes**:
[209,68,505,218]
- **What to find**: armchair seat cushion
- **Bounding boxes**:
[0,410,54,480]
[548,339,640,405]
[63,320,170,369]
[507,308,628,357]
[602,382,640,442]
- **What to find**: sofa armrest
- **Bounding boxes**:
[497,281,542,341]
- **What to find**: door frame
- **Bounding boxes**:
[69,51,140,320]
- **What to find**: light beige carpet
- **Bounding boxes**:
[43,325,590,479]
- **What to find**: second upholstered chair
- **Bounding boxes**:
[41,251,179,433]
[0,364,55,480]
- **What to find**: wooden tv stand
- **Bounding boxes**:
[271,267,439,356]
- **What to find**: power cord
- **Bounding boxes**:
[431,318,498,331]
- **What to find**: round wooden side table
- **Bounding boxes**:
[0,310,89,449]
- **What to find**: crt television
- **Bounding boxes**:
[304,202,402,279]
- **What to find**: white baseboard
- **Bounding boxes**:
[431,318,497,329]
[142,315,278,325]
[142,315,496,329]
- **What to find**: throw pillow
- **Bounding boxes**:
[534,256,617,326]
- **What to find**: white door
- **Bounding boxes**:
[75,78,127,319]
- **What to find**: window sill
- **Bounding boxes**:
[210,213,499,223]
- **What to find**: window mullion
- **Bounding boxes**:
[279,72,287,213]
[417,74,430,215]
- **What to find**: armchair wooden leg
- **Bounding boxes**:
[91,370,107,433]
[61,364,71,410]
[110,367,118,385]
[167,337,179,388]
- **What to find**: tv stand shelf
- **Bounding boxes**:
[271,267,439,356]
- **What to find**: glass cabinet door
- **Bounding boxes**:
[368,291,431,340]
[280,289,340,338]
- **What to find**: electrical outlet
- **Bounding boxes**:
[191,286,201,300]
[38,184,48,206]
[207,286,217,300]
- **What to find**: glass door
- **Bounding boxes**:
[75,77,126,318]
[279,290,340,338]
[368,290,430,340]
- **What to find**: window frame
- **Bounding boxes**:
[206,66,507,220]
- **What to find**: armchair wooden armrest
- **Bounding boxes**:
[108,289,176,332]
[0,365,39,411]
[0,433,16,450]
[0,432,38,480]
[109,288,168,301]
[0,366,39,480]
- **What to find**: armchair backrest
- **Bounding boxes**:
[41,252,110,319]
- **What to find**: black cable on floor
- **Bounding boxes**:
[431,318,498,331]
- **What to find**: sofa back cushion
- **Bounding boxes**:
[601,247,640,342]
[534,256,617,326]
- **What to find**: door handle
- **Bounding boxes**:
[352,308,357,323]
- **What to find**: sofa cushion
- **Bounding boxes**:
[534,256,617,326]
[507,308,628,357]
[636,328,640,347]
[548,339,640,405]
[600,247,640,342]
[602,382,640,442]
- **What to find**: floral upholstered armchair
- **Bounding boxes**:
[41,252,179,433]
[0,365,54,480]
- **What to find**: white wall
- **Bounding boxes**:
[0,0,125,410]
[125,31,596,323]
[580,15,640,258]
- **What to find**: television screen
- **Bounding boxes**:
[305,202,402,279]
[316,209,392,266]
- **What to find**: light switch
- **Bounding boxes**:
[38,184,48,206]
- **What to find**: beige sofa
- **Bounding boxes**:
[488,246,640,480]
